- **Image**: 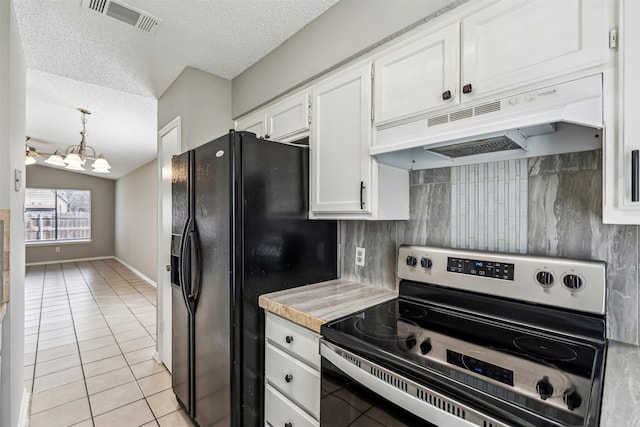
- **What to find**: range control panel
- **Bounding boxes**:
[447,257,515,281]
[397,245,606,316]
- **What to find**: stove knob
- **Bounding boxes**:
[563,390,582,411]
[536,271,554,287]
[405,336,417,350]
[563,274,584,290]
[536,377,554,400]
[419,339,432,355]
[406,256,417,267]
[420,257,433,269]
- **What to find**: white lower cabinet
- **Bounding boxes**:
[264,312,320,427]
[265,384,319,427]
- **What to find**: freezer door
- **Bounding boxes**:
[171,150,194,415]
[192,134,232,427]
[171,151,190,235]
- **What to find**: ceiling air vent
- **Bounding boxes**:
[83,0,162,35]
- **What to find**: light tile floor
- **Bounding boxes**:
[25,259,194,427]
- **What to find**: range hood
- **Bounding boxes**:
[371,74,603,170]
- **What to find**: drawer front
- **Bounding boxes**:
[265,383,319,427]
[265,312,320,369]
[265,343,320,418]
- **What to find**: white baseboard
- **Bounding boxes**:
[114,257,157,288]
[25,256,112,266]
[18,388,30,427]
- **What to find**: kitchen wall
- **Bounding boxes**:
[159,66,233,151]
[341,149,640,346]
[115,159,158,283]
[25,165,116,264]
[0,0,26,425]
[232,0,465,117]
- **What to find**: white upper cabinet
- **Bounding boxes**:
[374,22,460,125]
[266,91,310,142]
[460,0,608,101]
[310,64,373,215]
[235,110,266,138]
[235,90,310,142]
[603,0,640,224]
[310,63,409,220]
[372,0,609,129]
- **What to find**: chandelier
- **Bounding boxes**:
[24,108,112,173]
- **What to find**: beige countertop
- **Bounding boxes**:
[258,279,397,333]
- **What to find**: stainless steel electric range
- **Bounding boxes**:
[320,245,607,427]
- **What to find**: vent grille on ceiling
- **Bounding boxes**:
[83,0,162,35]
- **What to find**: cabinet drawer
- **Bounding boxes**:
[265,343,320,418]
[265,312,320,369]
[265,383,319,427]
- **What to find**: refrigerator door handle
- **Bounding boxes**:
[187,229,202,304]
[180,218,194,311]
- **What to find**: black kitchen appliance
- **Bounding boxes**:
[171,131,337,427]
[321,245,607,427]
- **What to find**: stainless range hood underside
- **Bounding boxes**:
[371,74,603,170]
[376,122,602,170]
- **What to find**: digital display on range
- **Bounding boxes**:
[447,350,514,386]
[447,257,515,281]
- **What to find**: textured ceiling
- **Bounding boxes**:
[15,0,339,179]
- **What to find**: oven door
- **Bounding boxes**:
[320,340,510,427]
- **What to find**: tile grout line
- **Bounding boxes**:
[24,264,45,395]
[62,262,97,427]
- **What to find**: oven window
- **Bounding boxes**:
[321,357,436,427]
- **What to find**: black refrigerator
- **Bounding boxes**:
[170,130,338,427]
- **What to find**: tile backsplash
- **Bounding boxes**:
[341,149,639,345]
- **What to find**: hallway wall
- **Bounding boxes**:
[115,159,158,283]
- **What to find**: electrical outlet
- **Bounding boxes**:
[55,247,60,252]
[355,247,365,267]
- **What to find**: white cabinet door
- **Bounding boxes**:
[267,91,310,142]
[265,384,319,427]
[265,343,320,418]
[235,111,266,138]
[603,0,640,224]
[461,0,608,101]
[310,64,372,214]
[374,22,460,125]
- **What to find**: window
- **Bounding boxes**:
[25,188,91,243]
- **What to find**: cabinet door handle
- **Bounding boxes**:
[360,181,365,210]
[442,90,452,100]
[285,335,294,344]
[285,374,294,383]
[462,84,473,94]
[633,150,639,202]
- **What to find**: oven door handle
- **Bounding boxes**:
[320,341,500,427]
